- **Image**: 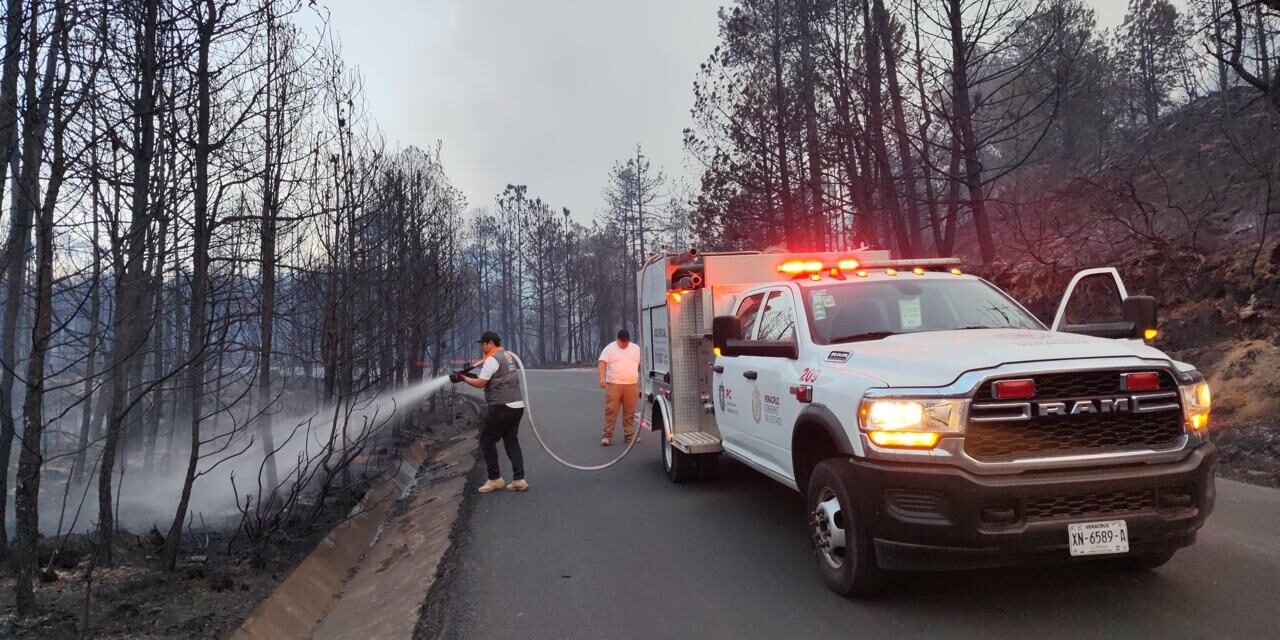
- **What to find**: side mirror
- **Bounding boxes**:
[712,315,742,354]
[1123,295,1158,340]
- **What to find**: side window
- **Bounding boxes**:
[1061,273,1124,326]
[756,290,797,343]
[735,293,766,340]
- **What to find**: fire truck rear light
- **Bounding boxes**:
[993,379,1035,400]
[837,259,860,270]
[1122,372,1161,391]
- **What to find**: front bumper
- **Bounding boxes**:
[847,443,1217,571]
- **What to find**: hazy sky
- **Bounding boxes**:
[321,0,1134,221]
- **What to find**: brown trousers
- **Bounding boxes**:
[602,383,639,440]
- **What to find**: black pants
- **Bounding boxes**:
[480,404,525,481]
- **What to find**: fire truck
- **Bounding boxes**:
[636,249,1216,596]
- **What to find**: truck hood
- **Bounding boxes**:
[830,329,1172,388]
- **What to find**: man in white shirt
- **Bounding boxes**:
[452,331,528,493]
[598,329,642,446]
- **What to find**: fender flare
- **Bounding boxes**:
[791,404,858,489]
[793,404,857,454]
[649,394,673,433]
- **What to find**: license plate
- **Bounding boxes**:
[1068,520,1130,556]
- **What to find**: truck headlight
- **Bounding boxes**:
[1179,381,1211,431]
[859,398,965,449]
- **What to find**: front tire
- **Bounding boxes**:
[806,459,883,597]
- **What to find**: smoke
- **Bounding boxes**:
[25,375,458,537]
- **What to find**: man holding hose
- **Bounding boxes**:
[452,331,529,493]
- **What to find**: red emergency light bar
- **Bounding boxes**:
[778,260,824,275]
[778,257,964,280]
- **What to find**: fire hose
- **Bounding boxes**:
[509,351,644,471]
[454,352,644,471]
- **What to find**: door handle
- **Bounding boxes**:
[743,370,758,380]
[712,365,724,373]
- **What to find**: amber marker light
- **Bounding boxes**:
[950,268,963,275]
[855,270,868,277]
[868,431,941,449]
[886,268,898,276]
[837,259,861,270]
[1189,412,1209,430]
[1144,328,1159,341]
[912,267,926,275]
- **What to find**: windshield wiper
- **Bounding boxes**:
[829,331,897,343]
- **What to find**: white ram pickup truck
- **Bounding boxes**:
[637,250,1215,596]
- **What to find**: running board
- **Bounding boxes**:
[671,432,722,455]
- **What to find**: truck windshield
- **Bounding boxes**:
[806,279,1043,344]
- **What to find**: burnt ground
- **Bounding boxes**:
[0,393,480,639]
[1213,420,1280,487]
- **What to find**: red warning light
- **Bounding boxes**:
[993,379,1036,400]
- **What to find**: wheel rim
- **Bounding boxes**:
[811,487,848,570]
[662,426,673,470]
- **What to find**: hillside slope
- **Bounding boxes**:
[989,88,1280,485]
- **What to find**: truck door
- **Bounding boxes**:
[1051,267,1128,332]
[715,291,767,456]
[740,288,804,479]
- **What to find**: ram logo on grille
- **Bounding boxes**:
[1036,398,1131,417]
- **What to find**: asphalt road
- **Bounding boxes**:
[431,368,1280,640]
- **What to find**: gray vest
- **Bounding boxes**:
[484,351,523,406]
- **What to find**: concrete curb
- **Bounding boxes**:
[232,397,483,640]
[311,437,475,639]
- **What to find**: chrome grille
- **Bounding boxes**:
[965,369,1183,462]
[971,369,1176,402]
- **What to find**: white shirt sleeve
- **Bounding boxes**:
[477,355,499,381]
[599,344,612,362]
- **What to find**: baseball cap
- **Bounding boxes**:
[478,331,502,345]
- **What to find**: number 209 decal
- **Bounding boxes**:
[800,368,821,383]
